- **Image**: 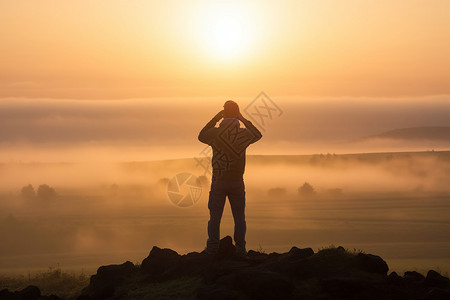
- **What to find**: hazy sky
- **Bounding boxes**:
[1,0,449,99]
[1,1,450,161]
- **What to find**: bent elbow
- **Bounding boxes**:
[198,133,207,144]
[255,131,263,141]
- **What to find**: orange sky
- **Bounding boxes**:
[1,0,449,99]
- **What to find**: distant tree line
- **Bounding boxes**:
[21,184,57,201]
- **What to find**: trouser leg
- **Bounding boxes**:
[228,181,246,253]
[207,182,226,253]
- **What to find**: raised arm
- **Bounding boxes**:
[198,110,223,144]
[238,112,263,143]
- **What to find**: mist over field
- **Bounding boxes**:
[1,150,450,275]
[1,96,450,276]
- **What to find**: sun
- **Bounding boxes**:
[208,17,244,58]
[195,2,256,61]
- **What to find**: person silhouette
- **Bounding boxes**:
[198,100,262,256]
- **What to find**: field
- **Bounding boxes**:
[1,151,449,285]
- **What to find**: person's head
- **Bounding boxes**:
[223,100,239,118]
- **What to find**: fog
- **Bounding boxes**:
[1,152,449,275]
[1,96,450,275]
[1,96,450,162]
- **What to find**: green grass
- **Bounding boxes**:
[0,267,90,299]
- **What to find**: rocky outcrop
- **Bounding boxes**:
[73,236,450,299]
[79,261,136,300]
[3,236,449,300]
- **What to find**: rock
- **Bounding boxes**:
[0,289,13,299]
[425,270,450,288]
[215,236,235,259]
[246,250,269,261]
[177,251,212,275]
[261,247,314,277]
[320,277,370,299]
[336,246,346,252]
[404,271,425,282]
[82,261,135,299]
[141,246,180,276]
[23,242,450,300]
[42,295,64,300]
[423,288,450,300]
[197,285,238,300]
[286,246,314,260]
[75,296,93,300]
[357,253,389,275]
[233,270,295,299]
[0,286,62,300]
[203,260,250,285]
[17,285,41,300]
[388,271,402,283]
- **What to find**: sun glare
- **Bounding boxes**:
[209,17,243,58]
[195,2,256,61]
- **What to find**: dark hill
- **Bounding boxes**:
[2,236,449,300]
[363,127,450,141]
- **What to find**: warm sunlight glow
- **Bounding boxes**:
[195,2,256,61]
[210,18,243,58]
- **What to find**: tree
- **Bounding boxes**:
[21,184,36,200]
[298,182,315,197]
[37,184,57,200]
[268,187,286,197]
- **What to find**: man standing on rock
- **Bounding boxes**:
[198,100,262,256]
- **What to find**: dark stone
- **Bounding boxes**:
[357,253,389,275]
[321,277,375,298]
[17,285,41,300]
[141,246,180,276]
[267,252,282,259]
[246,250,269,260]
[83,261,135,299]
[404,271,425,282]
[388,271,400,279]
[233,270,295,299]
[75,296,93,300]
[387,271,403,284]
[260,248,313,277]
[336,246,346,252]
[41,295,64,300]
[197,285,238,300]
[0,289,13,300]
[203,260,250,285]
[34,242,450,300]
[215,236,235,259]
[425,270,450,288]
[423,288,450,300]
[287,246,314,260]
[177,251,212,275]
[0,287,62,300]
